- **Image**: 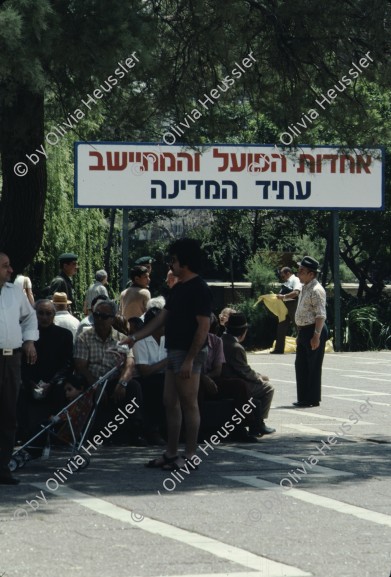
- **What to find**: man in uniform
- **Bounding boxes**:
[49,253,78,312]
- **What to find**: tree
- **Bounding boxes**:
[1,0,390,277]
[0,0,151,270]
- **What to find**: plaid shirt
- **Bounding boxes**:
[74,327,133,380]
[295,278,326,327]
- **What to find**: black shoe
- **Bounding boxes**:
[241,434,260,443]
[0,473,20,485]
[293,401,320,408]
[231,427,259,443]
[258,422,276,435]
[270,350,284,355]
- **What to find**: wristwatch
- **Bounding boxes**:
[119,380,128,388]
[314,328,322,335]
[129,334,137,343]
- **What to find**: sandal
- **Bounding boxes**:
[161,458,182,471]
[161,455,199,472]
[145,453,178,469]
[183,455,199,471]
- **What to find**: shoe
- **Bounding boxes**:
[230,426,257,442]
[258,422,276,435]
[293,401,320,408]
[270,350,284,355]
[242,434,260,443]
[0,472,20,485]
[145,453,178,469]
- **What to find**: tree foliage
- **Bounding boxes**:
[1,0,390,299]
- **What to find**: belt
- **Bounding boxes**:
[297,324,315,330]
[0,348,22,356]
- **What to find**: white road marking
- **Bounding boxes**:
[343,370,391,376]
[326,395,391,407]
[33,483,311,577]
[323,384,391,395]
[343,375,391,382]
[224,476,391,528]
[275,408,373,424]
[164,574,294,577]
[281,424,355,439]
[218,447,353,477]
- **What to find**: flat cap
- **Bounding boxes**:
[59,252,78,263]
[134,256,153,266]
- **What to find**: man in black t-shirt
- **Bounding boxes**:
[123,238,212,471]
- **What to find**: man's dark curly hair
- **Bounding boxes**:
[168,238,203,273]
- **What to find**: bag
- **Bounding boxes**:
[279,285,292,295]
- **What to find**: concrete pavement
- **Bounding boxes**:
[1,350,390,577]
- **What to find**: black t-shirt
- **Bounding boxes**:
[164,276,212,351]
[22,324,73,384]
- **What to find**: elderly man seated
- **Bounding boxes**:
[221,312,276,436]
[18,299,74,449]
[74,300,145,445]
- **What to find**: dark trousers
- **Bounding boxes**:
[199,376,263,431]
[92,378,143,441]
[295,325,327,403]
[0,353,22,471]
[245,379,274,420]
[275,300,298,353]
[139,373,165,433]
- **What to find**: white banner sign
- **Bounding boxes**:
[75,143,384,209]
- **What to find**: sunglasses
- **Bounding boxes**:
[93,311,114,320]
[37,310,54,316]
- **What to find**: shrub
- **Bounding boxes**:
[228,298,278,350]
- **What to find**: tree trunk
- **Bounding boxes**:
[0,90,46,272]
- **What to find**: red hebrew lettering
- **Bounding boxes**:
[356,155,372,174]
[213,148,229,171]
[297,154,315,173]
[89,151,105,170]
[339,155,356,173]
[106,151,128,171]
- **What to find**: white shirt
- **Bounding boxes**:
[281,273,302,301]
[14,274,32,291]
[133,335,167,372]
[84,281,108,311]
[0,283,39,348]
[54,310,80,341]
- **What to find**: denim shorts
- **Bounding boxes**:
[166,347,207,374]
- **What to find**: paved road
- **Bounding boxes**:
[1,350,390,577]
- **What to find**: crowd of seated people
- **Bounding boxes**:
[16,259,275,458]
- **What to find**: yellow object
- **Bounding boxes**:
[255,293,288,322]
[269,336,335,354]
